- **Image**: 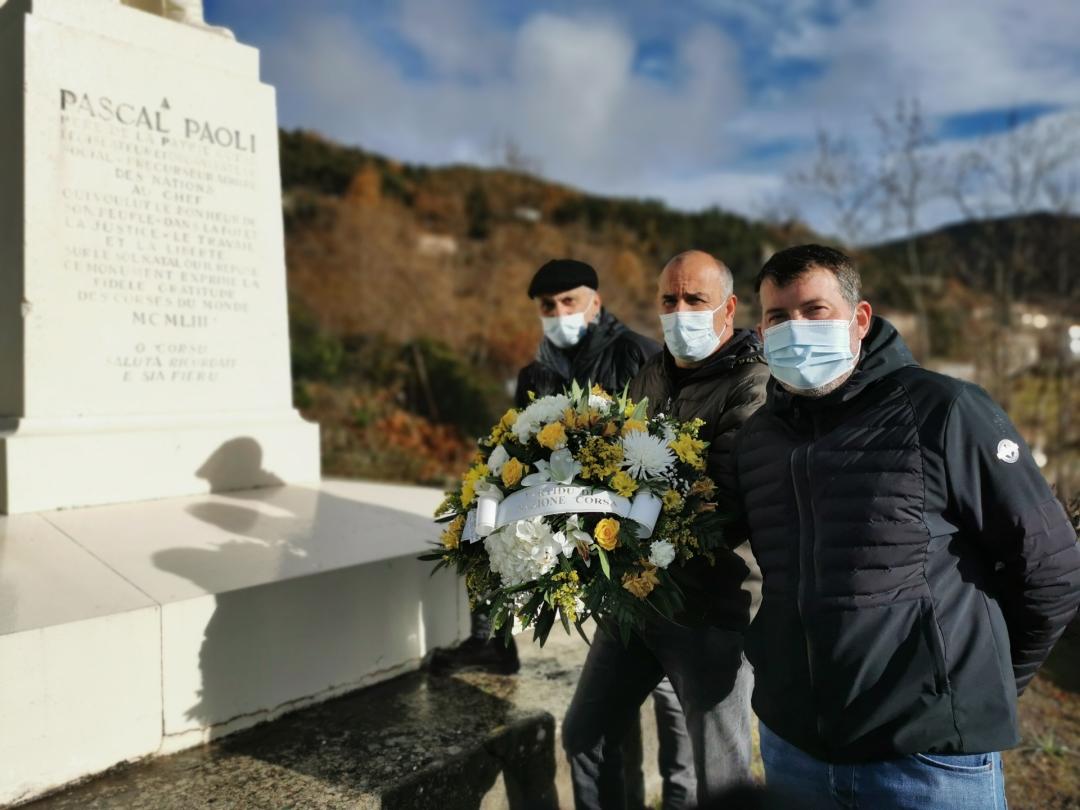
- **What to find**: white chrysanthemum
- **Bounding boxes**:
[512,414,538,443]
[621,430,676,479]
[512,394,570,443]
[484,516,569,587]
[531,394,570,423]
[649,540,677,569]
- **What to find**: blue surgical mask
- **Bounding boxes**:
[541,297,594,349]
[660,305,725,363]
[763,313,858,393]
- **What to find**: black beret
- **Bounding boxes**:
[527,259,599,298]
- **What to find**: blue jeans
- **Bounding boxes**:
[759,722,1008,810]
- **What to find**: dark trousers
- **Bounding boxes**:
[562,621,752,809]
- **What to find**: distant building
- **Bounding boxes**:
[416,233,459,257]
[513,206,542,224]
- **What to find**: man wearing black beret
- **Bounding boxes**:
[515,258,659,407]
[433,259,660,676]
[432,258,680,802]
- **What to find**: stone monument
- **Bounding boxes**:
[121,0,235,38]
[0,0,318,513]
[0,2,468,804]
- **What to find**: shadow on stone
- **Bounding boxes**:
[135,441,559,807]
[219,673,560,810]
[193,436,284,493]
[155,444,455,730]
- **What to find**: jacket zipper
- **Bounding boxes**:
[792,410,821,736]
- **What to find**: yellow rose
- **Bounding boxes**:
[610,471,638,498]
[594,517,621,551]
[537,422,568,450]
[500,409,518,428]
[501,457,525,488]
[621,419,648,436]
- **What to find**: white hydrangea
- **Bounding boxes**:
[648,539,677,569]
[484,516,570,587]
[513,394,570,443]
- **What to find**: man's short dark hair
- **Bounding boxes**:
[755,244,861,308]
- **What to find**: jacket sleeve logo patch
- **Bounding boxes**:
[996,439,1020,464]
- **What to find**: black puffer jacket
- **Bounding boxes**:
[630,329,770,629]
[735,317,1080,762]
[515,309,659,406]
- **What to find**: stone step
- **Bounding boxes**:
[0,479,467,806]
[14,628,677,810]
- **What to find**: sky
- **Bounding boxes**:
[203,0,1080,239]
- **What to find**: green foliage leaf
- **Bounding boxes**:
[596,546,612,580]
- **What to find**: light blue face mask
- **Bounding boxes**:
[763,312,858,392]
[660,305,725,363]
[541,295,595,349]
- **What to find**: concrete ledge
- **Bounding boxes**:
[16,629,676,810]
[0,479,468,806]
[17,656,567,809]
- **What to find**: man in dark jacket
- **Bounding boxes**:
[432,258,658,677]
[562,250,769,809]
[514,258,659,407]
[736,244,1080,809]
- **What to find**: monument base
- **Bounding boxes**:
[0,478,468,807]
[0,411,320,513]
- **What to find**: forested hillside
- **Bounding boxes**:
[279,129,1077,491]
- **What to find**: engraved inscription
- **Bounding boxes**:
[57,89,264,386]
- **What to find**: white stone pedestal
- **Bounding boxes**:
[0,479,468,806]
[0,0,320,513]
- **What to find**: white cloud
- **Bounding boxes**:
[395,0,510,80]
[263,8,745,193]
[615,170,785,213]
[766,0,1080,118]
[256,0,1080,234]
[512,14,636,164]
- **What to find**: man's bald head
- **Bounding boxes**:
[656,250,739,367]
[660,251,734,300]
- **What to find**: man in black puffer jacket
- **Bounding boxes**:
[736,244,1080,810]
[563,250,769,809]
[514,258,659,408]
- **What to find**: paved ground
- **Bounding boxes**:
[19,630,665,810]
